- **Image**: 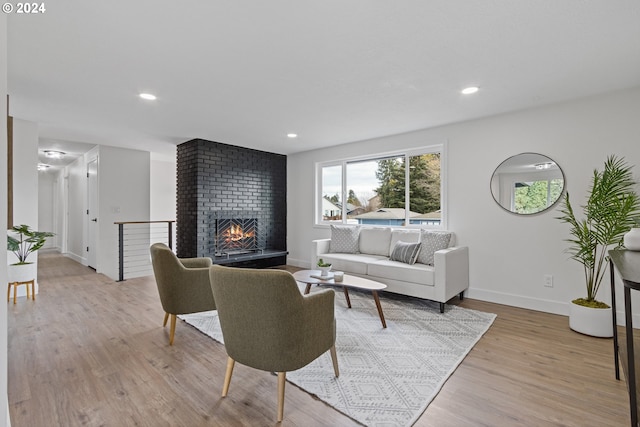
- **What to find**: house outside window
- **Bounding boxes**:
[316,145,445,228]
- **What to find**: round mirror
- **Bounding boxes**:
[490,153,565,215]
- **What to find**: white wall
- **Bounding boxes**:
[8,118,40,298]
[150,154,176,220]
[65,155,86,262]
[1,12,10,427]
[150,154,177,246]
[50,167,68,253]
[98,145,150,280]
[10,119,38,239]
[37,171,55,249]
[288,87,640,323]
[52,169,65,251]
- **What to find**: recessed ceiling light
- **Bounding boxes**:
[43,150,65,159]
[461,86,479,95]
[139,93,157,100]
[287,133,298,138]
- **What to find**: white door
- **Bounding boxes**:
[87,159,98,269]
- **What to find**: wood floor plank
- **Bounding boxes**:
[7,253,633,426]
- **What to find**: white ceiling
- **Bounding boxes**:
[7,1,640,159]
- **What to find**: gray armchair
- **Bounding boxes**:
[150,243,216,345]
[209,265,338,422]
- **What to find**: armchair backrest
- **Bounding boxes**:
[210,265,335,372]
[150,243,215,315]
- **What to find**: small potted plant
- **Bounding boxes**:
[7,224,55,283]
[317,258,332,277]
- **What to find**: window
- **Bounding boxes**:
[317,145,444,228]
[321,165,342,221]
[513,179,563,214]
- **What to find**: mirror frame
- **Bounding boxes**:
[490,152,565,215]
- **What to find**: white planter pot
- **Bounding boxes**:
[569,301,613,338]
[8,263,37,283]
[319,266,332,277]
[624,228,640,251]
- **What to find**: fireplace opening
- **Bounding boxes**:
[215,218,262,257]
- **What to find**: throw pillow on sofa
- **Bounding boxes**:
[359,227,392,256]
[329,225,360,253]
[417,230,452,265]
[388,229,420,254]
[390,241,421,265]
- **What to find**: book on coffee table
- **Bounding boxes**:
[310,273,334,280]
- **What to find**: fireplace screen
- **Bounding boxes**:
[215,218,260,256]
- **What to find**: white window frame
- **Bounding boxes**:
[315,143,447,229]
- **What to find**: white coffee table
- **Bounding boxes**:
[292,270,387,328]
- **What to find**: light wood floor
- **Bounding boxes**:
[7,253,633,426]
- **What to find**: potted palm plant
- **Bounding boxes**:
[557,155,640,337]
[7,224,55,284]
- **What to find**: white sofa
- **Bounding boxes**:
[312,227,469,313]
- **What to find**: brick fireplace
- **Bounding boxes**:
[176,139,287,267]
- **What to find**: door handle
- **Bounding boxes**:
[91,218,98,222]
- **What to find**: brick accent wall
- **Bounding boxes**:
[176,139,287,260]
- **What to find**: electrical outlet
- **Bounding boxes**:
[544,274,553,287]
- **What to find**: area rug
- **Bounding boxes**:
[180,286,496,426]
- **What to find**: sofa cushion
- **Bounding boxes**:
[359,228,392,256]
[389,229,420,254]
[329,225,360,253]
[389,241,421,265]
[367,259,435,286]
[417,230,452,266]
[317,253,388,275]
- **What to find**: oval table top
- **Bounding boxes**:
[292,269,387,291]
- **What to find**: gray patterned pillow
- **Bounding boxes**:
[329,225,360,253]
[389,241,421,265]
[417,230,451,266]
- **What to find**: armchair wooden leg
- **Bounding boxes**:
[169,314,177,345]
[222,357,235,397]
[277,372,286,422]
[163,312,169,327]
[329,345,339,377]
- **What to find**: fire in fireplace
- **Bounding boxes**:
[215,218,260,256]
[223,224,254,242]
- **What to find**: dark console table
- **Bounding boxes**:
[610,249,640,426]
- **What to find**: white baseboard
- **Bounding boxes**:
[467,287,640,328]
[466,288,569,316]
[39,247,61,254]
[612,310,640,328]
[287,257,311,269]
[63,252,87,266]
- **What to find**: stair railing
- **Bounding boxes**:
[114,220,175,281]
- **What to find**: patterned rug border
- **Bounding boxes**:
[181,286,496,426]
